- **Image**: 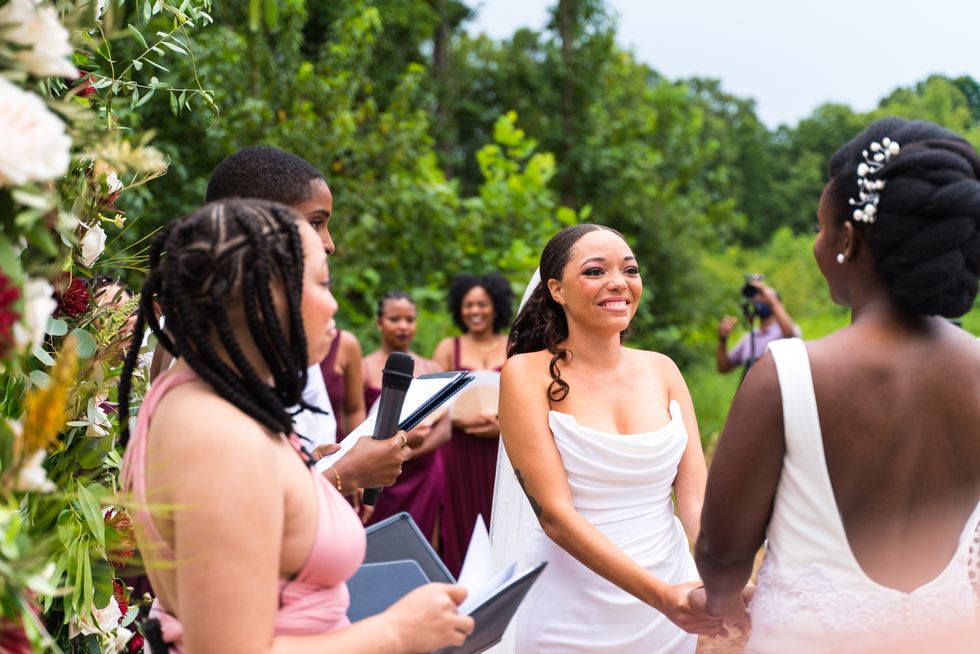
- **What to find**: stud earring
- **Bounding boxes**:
[836,253,846,264]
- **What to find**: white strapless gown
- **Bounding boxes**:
[511,400,698,653]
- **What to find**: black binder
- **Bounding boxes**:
[398,371,474,432]
[346,560,430,622]
[363,512,454,584]
[433,562,547,654]
[350,513,547,654]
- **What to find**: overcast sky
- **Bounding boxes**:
[465,0,980,128]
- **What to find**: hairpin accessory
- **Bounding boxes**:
[849,137,900,224]
[836,253,845,264]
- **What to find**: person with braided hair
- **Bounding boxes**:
[204,145,406,500]
[493,224,720,652]
[693,117,980,652]
[117,200,474,654]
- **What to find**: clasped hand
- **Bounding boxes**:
[683,584,754,638]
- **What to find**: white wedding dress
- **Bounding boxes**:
[492,399,698,654]
[749,339,980,653]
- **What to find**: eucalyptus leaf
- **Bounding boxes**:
[46,317,68,336]
[32,345,54,366]
[29,370,51,389]
[69,328,98,358]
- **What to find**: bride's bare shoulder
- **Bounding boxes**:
[501,350,555,383]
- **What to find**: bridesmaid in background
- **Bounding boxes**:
[363,291,450,541]
[319,326,366,442]
[433,273,513,576]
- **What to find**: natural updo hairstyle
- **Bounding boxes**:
[827,116,980,317]
[118,199,314,448]
[448,273,514,333]
[508,224,626,402]
[377,290,415,318]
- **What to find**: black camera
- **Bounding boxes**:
[741,273,764,298]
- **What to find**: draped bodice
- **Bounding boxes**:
[547,400,687,529]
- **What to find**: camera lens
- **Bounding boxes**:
[741,283,758,298]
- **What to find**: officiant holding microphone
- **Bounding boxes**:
[362,291,451,539]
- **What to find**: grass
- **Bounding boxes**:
[684,311,851,453]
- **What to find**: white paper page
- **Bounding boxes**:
[314,374,461,473]
[457,515,494,591]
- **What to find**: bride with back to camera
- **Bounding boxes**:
[495,224,729,653]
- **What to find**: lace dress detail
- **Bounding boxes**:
[748,339,980,654]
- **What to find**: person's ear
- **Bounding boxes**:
[547,278,565,306]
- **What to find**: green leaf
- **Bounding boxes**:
[169,90,178,115]
[249,0,261,31]
[264,0,278,29]
[32,345,54,365]
[69,328,98,358]
[130,86,140,109]
[29,370,51,389]
[75,482,106,548]
[46,317,68,336]
[135,87,155,107]
[91,559,114,609]
[162,41,188,55]
[127,24,148,50]
[0,238,24,287]
[132,59,143,71]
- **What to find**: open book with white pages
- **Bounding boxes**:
[347,513,546,654]
[314,371,473,474]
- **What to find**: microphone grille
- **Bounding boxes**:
[382,351,415,390]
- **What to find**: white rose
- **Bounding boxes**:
[0,0,77,77]
[80,223,107,267]
[68,596,123,638]
[13,277,56,352]
[15,450,56,493]
[106,626,134,653]
[0,78,72,186]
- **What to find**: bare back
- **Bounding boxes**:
[807,319,980,590]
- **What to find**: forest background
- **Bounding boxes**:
[117,0,980,442]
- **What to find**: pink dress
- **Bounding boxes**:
[439,337,501,577]
[121,368,366,651]
[362,358,446,540]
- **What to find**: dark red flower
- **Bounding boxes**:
[54,275,89,318]
[127,632,144,653]
[105,509,137,561]
[112,578,129,623]
[73,73,97,98]
[0,616,31,654]
[0,271,20,359]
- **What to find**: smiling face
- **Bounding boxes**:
[460,285,495,336]
[378,297,417,352]
[297,220,338,364]
[292,178,334,254]
[548,229,641,333]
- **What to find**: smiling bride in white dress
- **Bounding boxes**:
[493,224,722,653]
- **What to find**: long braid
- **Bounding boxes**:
[117,199,314,446]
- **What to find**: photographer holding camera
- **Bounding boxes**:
[716,274,800,377]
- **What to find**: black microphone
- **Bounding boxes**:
[362,351,414,506]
